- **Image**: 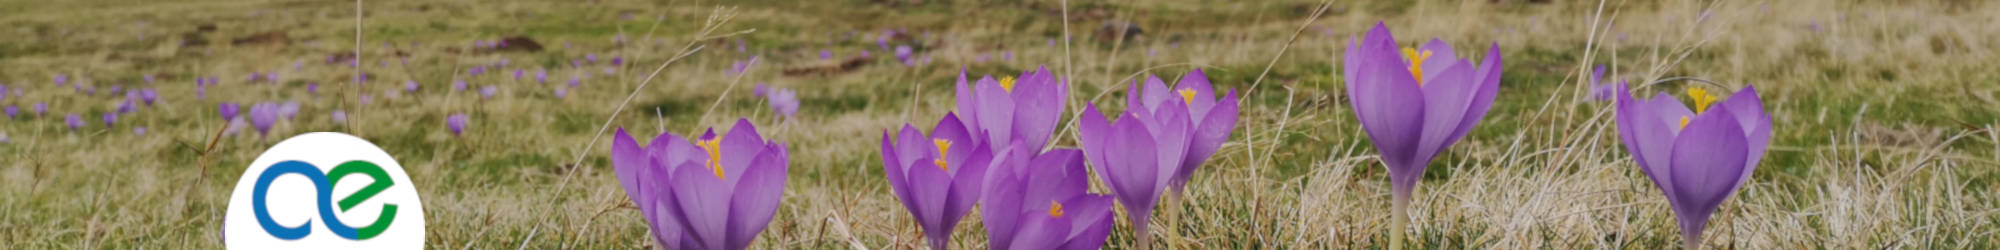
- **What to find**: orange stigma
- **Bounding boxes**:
[697,137,725,179]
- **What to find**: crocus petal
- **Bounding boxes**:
[1078,105,1115,182]
[905,157,956,246]
[1180,89,1238,191]
[980,176,1026,250]
[1412,59,1476,162]
[724,150,787,249]
[1104,112,1162,226]
[720,119,766,185]
[1616,84,1679,198]
[1006,213,1071,250]
[1417,38,1461,82]
[1056,194,1116,250]
[1177,69,1218,119]
[1719,85,1773,182]
[1665,107,1751,238]
[668,162,732,249]
[1137,75,1172,113]
[972,80,1017,146]
[895,124,929,170]
[935,113,977,174]
[610,128,651,209]
[1348,35,1429,186]
[1441,43,1504,153]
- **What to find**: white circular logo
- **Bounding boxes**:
[223,132,425,249]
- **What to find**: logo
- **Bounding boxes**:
[225,132,425,249]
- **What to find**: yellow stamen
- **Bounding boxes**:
[998,77,1017,92]
[1679,116,1691,130]
[1401,47,1433,85]
[1688,87,1719,114]
[697,137,725,180]
[932,139,953,170]
[1177,88,1196,104]
[1048,201,1066,218]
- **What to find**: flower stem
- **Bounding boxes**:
[1390,191,1409,250]
[1681,228,1702,250]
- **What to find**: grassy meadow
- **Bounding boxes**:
[3,0,1999,248]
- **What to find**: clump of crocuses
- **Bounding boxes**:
[1343,22,1501,249]
[1615,84,1770,249]
[1077,69,1238,248]
[609,119,790,249]
[980,148,1115,250]
[953,66,1069,152]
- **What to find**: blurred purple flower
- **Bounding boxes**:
[894,45,914,64]
[612,56,624,66]
[66,114,82,131]
[249,102,280,137]
[454,79,468,92]
[819,50,833,60]
[554,87,569,99]
[568,76,582,88]
[360,94,374,105]
[331,110,347,123]
[759,85,799,119]
[447,113,468,136]
[219,103,241,121]
[537,69,550,84]
[608,120,790,250]
[4,105,16,119]
[469,66,486,76]
[481,86,499,99]
[281,102,300,120]
[55,74,67,85]
[1616,84,1772,249]
[1587,65,1620,102]
[140,89,158,106]
[102,112,116,128]
[117,100,135,114]
[405,80,420,92]
[587,54,599,63]
[34,103,48,116]
[134,126,147,136]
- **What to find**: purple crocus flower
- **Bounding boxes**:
[34,103,48,116]
[102,112,117,127]
[980,148,1115,250]
[1076,71,1241,247]
[1616,84,1771,249]
[819,50,833,60]
[280,102,300,120]
[140,89,158,105]
[1587,65,1618,102]
[880,113,994,250]
[952,66,1071,152]
[469,66,486,76]
[758,85,799,119]
[453,79,468,92]
[894,45,914,64]
[586,53,599,63]
[446,113,468,136]
[1344,22,1502,249]
[117,100,136,114]
[405,80,420,92]
[331,110,347,123]
[568,76,581,88]
[609,119,789,249]
[5,105,16,119]
[554,87,569,99]
[480,86,499,99]
[219,103,241,121]
[536,69,549,84]
[66,114,83,131]
[249,102,280,137]
[612,56,625,66]
[267,72,280,83]
[55,74,67,85]
[1118,69,1240,194]
[134,126,147,136]
[514,69,525,80]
